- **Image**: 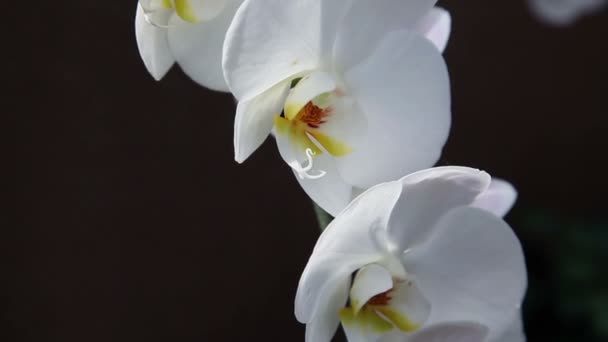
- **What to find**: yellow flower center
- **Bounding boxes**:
[274,94,352,159]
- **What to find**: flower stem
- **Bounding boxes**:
[313,203,334,231]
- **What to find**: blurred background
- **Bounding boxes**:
[7,0,608,341]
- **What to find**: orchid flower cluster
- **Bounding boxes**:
[135,1,528,341]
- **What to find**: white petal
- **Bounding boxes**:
[223,0,348,101]
[293,152,355,217]
[415,7,451,53]
[167,0,241,91]
[336,30,451,189]
[305,274,351,342]
[489,312,525,342]
[183,0,228,22]
[234,80,290,163]
[404,207,527,341]
[387,167,491,251]
[472,178,518,218]
[312,181,401,256]
[406,322,489,342]
[135,3,175,81]
[350,264,393,314]
[333,0,437,73]
[295,181,402,323]
[140,0,170,11]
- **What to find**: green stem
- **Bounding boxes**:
[313,203,334,231]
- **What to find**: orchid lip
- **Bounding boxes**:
[288,148,327,180]
[273,71,354,177]
[341,263,426,336]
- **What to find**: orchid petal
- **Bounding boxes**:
[333,0,437,73]
[223,0,349,101]
[304,274,351,342]
[415,7,451,53]
[404,322,489,342]
[135,3,175,81]
[335,30,451,189]
[404,207,527,341]
[139,0,174,26]
[140,0,173,12]
[387,167,491,251]
[167,0,241,91]
[490,312,525,342]
[234,80,290,163]
[173,0,227,23]
[312,181,401,256]
[472,178,518,218]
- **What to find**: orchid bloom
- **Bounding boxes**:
[135,0,243,91]
[223,0,453,216]
[295,167,527,342]
[529,0,607,25]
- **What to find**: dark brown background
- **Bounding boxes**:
[7,0,608,341]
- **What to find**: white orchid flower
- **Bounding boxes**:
[529,0,607,25]
[295,167,527,342]
[223,0,453,216]
[135,0,243,91]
